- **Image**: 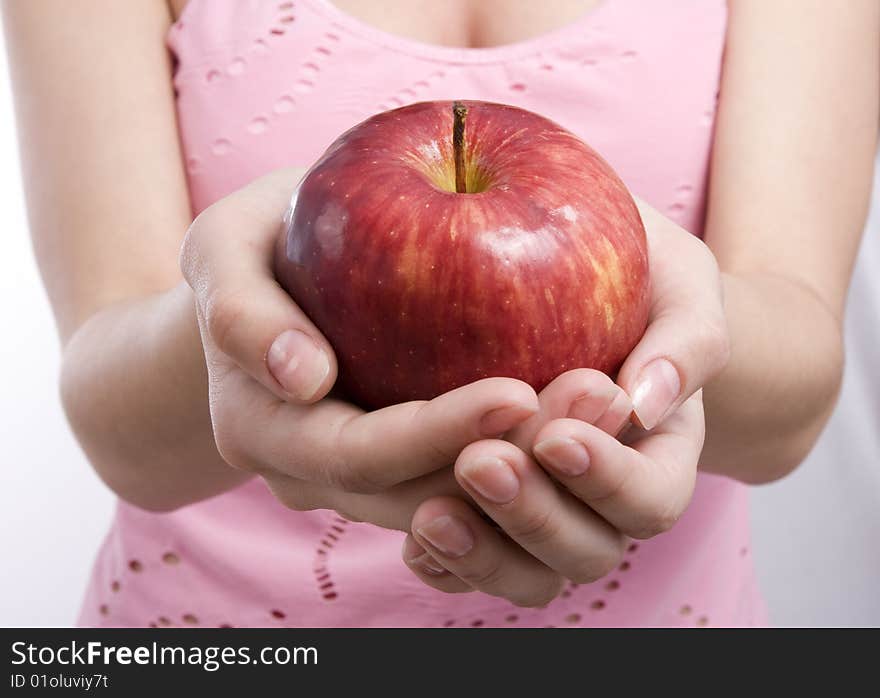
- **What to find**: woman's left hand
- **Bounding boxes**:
[403,201,729,607]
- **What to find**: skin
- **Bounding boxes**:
[3,0,877,608]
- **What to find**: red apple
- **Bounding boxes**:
[275,100,649,409]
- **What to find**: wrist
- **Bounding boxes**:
[61,282,250,511]
[700,271,844,482]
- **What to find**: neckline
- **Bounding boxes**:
[301,0,614,65]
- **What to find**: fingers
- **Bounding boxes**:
[181,168,338,404]
[212,372,538,493]
[506,368,632,452]
[330,377,538,490]
[618,201,730,429]
[532,393,704,539]
[453,440,627,583]
[401,536,472,594]
[318,378,537,491]
[411,497,564,607]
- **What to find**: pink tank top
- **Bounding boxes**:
[78,0,768,628]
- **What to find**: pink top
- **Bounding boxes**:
[78,0,767,628]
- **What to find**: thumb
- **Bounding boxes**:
[182,167,338,404]
[617,309,729,430]
[616,203,729,429]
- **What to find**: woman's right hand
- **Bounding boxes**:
[179,168,541,525]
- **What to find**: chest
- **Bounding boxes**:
[326,0,602,48]
[170,0,602,48]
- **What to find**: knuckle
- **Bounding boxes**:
[567,562,604,585]
[411,405,457,465]
[569,546,625,584]
[455,558,506,590]
[210,400,256,472]
[506,508,560,547]
[179,205,224,285]
[178,223,202,284]
[630,502,682,539]
[212,426,250,471]
[691,234,720,273]
[332,420,396,493]
[591,458,637,505]
[204,289,248,354]
[325,457,387,495]
[510,577,564,608]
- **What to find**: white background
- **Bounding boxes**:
[1,30,878,628]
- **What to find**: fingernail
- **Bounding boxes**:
[416,515,474,558]
[631,358,680,430]
[479,405,535,437]
[567,388,619,423]
[595,390,633,436]
[458,456,520,504]
[408,552,447,576]
[533,437,591,477]
[267,329,330,400]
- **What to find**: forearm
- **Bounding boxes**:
[699,271,844,483]
[61,281,250,511]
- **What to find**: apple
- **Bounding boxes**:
[275,100,650,410]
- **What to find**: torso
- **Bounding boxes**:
[79,0,768,629]
[168,0,603,49]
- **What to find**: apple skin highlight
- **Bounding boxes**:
[276,100,650,410]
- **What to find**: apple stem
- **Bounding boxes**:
[453,101,467,193]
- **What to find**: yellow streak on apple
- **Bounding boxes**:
[604,302,615,331]
[600,236,625,289]
[597,236,625,331]
[396,224,421,295]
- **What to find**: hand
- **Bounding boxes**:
[402,203,726,606]
[180,168,539,520]
[263,372,628,532]
[399,368,633,604]
[404,386,704,607]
